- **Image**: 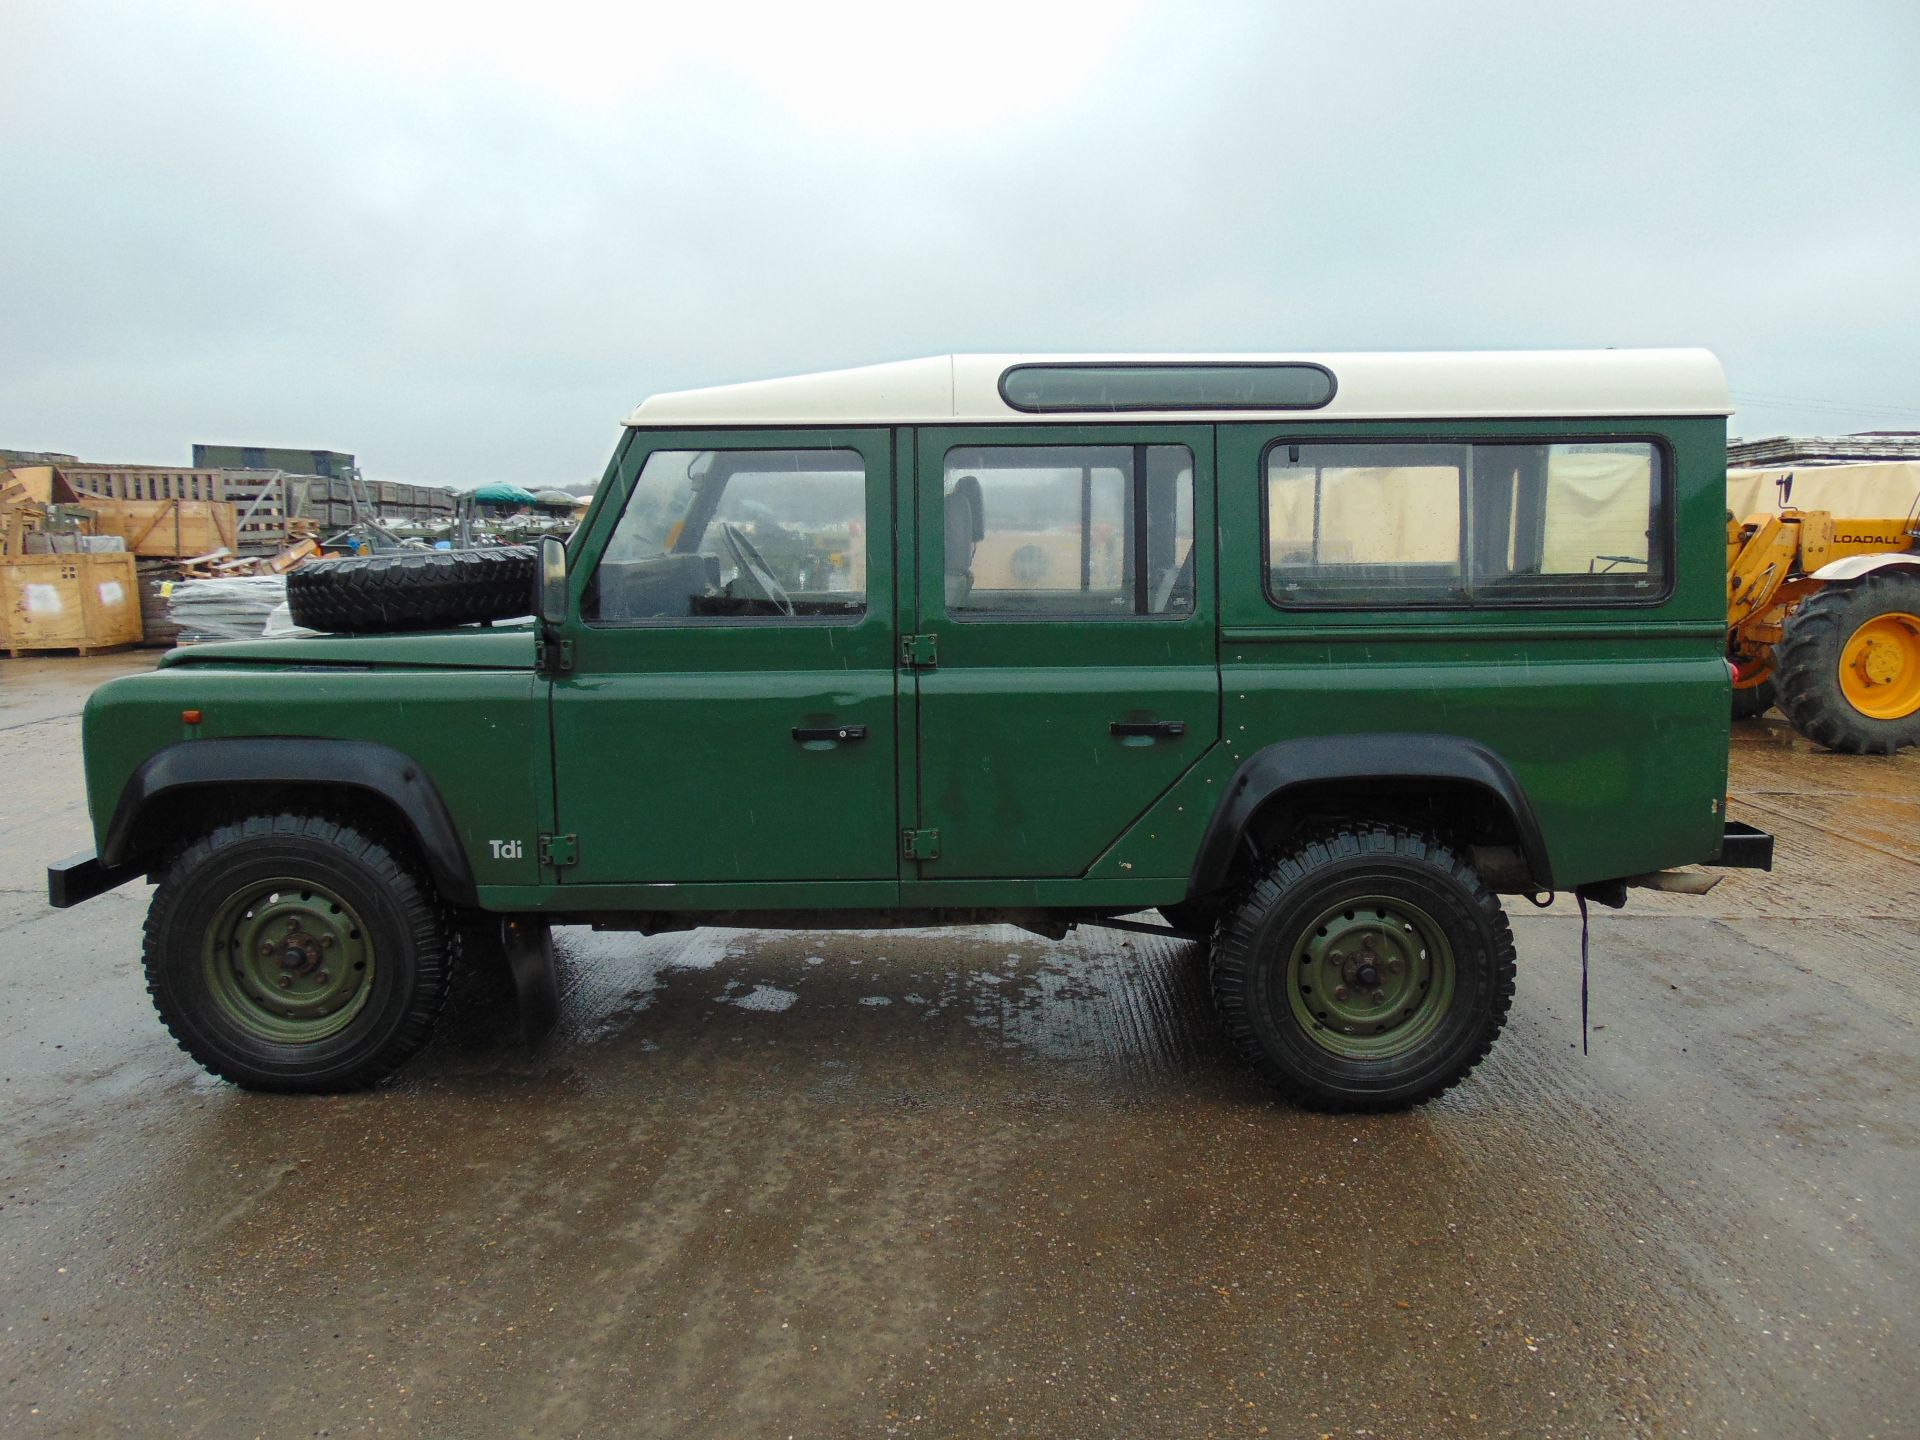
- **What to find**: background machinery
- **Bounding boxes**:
[1727,499,1920,753]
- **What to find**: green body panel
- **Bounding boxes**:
[1211,417,1730,889]
[551,428,900,885]
[76,410,1730,912]
[83,655,547,891]
[157,626,538,671]
[908,424,1221,879]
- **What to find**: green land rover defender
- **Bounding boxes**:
[48,352,1773,1110]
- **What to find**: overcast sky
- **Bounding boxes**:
[4,1,1917,487]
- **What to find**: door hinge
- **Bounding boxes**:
[539,833,579,867]
[899,633,938,670]
[901,828,941,862]
[535,633,574,673]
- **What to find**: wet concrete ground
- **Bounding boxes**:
[0,653,1915,1438]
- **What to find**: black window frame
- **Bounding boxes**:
[1000,361,1337,414]
[1258,433,1676,612]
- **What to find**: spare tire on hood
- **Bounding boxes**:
[286,546,538,634]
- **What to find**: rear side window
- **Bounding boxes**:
[1265,440,1666,607]
[942,444,1194,618]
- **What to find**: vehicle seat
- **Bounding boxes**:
[945,476,985,608]
[1151,545,1195,614]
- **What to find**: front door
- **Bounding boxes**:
[909,426,1219,879]
[551,428,898,887]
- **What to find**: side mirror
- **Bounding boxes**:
[537,534,569,625]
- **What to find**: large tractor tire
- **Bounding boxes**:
[1731,675,1777,721]
[1775,572,1920,755]
[287,546,537,634]
[1209,826,1515,1112]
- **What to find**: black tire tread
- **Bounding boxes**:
[1774,574,1920,755]
[142,812,452,1091]
[286,546,537,634]
[1209,825,1516,1113]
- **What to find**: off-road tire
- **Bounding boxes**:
[286,545,537,634]
[1210,827,1516,1112]
[1731,676,1777,721]
[143,814,453,1091]
[1775,573,1920,755]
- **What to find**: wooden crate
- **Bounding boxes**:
[84,497,239,558]
[1,551,143,654]
[64,466,288,549]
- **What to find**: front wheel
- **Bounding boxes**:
[143,814,453,1091]
[1210,827,1515,1112]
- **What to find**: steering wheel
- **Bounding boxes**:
[719,523,795,617]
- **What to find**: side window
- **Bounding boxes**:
[1473,443,1663,595]
[942,444,1194,619]
[1266,440,1665,607]
[1267,443,1467,604]
[585,447,867,623]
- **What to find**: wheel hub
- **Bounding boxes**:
[202,879,374,1044]
[1839,611,1920,721]
[1288,897,1455,1059]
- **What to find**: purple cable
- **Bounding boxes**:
[1577,891,1590,1055]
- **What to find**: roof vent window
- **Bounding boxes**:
[999,362,1336,413]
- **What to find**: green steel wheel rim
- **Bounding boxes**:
[200,876,377,1045]
[1285,895,1456,1059]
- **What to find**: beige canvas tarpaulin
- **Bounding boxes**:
[1727,461,1920,519]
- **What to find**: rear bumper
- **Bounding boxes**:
[1710,820,1774,871]
[47,850,143,909]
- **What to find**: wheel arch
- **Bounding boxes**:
[102,737,478,905]
[1807,554,1920,583]
[1185,734,1552,900]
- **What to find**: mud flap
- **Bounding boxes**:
[501,918,560,1042]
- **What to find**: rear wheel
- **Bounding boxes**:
[1210,827,1515,1112]
[1776,573,1920,754]
[143,814,452,1091]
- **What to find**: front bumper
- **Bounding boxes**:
[1712,820,1774,871]
[47,850,143,908]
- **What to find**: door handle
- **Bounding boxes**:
[793,724,868,744]
[1109,720,1187,739]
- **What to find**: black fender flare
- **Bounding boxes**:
[1185,734,1552,899]
[102,737,478,906]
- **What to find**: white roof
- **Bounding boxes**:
[626,349,1730,428]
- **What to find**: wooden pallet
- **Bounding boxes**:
[4,642,138,659]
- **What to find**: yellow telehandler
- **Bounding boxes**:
[1727,502,1920,753]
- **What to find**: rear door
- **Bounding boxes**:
[551,428,898,887]
[908,426,1219,879]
